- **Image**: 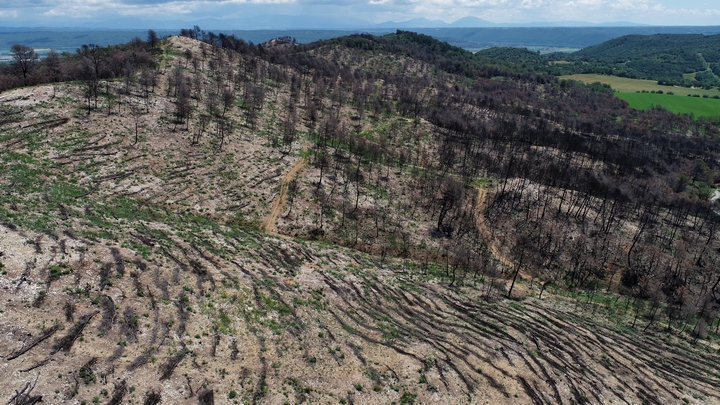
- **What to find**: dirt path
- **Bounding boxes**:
[475,186,515,270]
[262,156,307,234]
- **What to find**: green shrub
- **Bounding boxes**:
[400,392,417,404]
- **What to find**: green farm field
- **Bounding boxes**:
[616,92,720,117]
[560,74,720,117]
[560,74,720,97]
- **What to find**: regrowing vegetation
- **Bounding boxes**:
[1,28,720,405]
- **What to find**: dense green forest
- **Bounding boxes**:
[411,26,720,50]
[550,34,720,87]
[476,33,720,89]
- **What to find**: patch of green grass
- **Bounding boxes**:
[48,183,88,205]
[215,310,233,333]
[358,131,377,141]
[262,294,292,316]
[104,197,159,223]
[617,92,720,118]
[49,131,91,152]
[219,170,239,181]
[6,162,43,194]
[121,240,152,260]
[299,146,313,159]
[378,316,399,342]
[393,276,422,293]
[292,288,326,311]
[470,178,493,189]
[4,151,40,165]
[340,321,357,335]
[399,391,417,404]
[49,263,72,279]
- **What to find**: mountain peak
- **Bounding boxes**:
[449,16,496,27]
[374,17,449,28]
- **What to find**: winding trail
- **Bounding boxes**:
[262,156,307,235]
[475,186,515,270]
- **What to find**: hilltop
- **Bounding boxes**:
[545,33,720,88]
[1,31,720,405]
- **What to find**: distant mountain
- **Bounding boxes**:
[0,15,375,31]
[232,15,374,30]
[517,21,594,27]
[371,16,499,29]
[371,17,649,29]
[409,26,720,50]
[449,17,496,28]
[373,17,496,29]
[597,21,649,27]
[509,21,648,27]
[1,15,656,31]
[374,18,450,29]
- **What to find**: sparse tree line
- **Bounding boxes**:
[0,31,160,94]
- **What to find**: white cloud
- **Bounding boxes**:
[29,0,292,19]
[520,0,552,8]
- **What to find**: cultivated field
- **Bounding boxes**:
[560,74,720,97]
[561,74,720,116]
[617,92,720,117]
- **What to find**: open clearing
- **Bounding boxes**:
[560,74,720,96]
[560,74,720,117]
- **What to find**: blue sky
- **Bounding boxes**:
[1,0,718,27]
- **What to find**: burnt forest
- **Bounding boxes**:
[1,29,719,404]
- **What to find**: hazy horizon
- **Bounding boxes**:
[1,0,719,30]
